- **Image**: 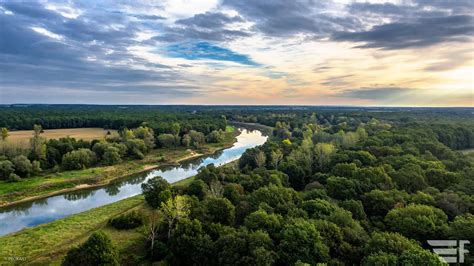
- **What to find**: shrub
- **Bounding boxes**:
[8,173,21,182]
[62,231,119,265]
[108,211,143,230]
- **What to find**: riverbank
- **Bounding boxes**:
[0,126,239,207]
[0,161,242,265]
[0,195,148,265]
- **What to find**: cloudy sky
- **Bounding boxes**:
[0,0,473,106]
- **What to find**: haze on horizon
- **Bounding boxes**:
[0,0,473,107]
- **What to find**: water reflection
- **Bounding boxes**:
[0,129,267,236]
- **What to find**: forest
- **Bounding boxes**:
[0,105,473,265]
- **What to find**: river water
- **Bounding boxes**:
[0,129,267,236]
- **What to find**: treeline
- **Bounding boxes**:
[0,105,226,135]
[78,116,474,265]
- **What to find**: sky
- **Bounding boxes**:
[0,0,473,106]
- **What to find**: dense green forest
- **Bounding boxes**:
[51,106,473,265]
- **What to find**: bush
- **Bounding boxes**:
[8,173,21,182]
[62,231,119,265]
[108,211,143,230]
[0,160,15,180]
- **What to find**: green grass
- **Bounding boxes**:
[0,195,146,265]
[225,125,235,133]
[173,175,196,187]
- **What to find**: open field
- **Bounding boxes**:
[7,128,118,145]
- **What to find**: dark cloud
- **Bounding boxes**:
[221,0,474,49]
[154,12,250,42]
[176,12,243,28]
[333,15,474,49]
[222,0,359,37]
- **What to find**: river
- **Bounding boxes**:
[0,129,267,236]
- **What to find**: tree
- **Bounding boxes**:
[362,252,398,266]
[62,149,97,170]
[314,143,335,171]
[188,130,205,148]
[426,168,460,191]
[398,249,444,266]
[168,218,213,265]
[223,183,244,204]
[181,134,192,147]
[392,163,427,193]
[339,199,367,220]
[248,185,301,214]
[362,189,409,218]
[216,229,276,266]
[145,211,161,255]
[141,176,171,208]
[278,218,330,264]
[133,126,155,151]
[158,134,176,148]
[30,124,46,161]
[0,160,14,180]
[204,197,235,225]
[160,195,191,239]
[364,231,422,256]
[385,204,449,241]
[244,209,282,237]
[253,150,266,168]
[125,138,147,159]
[301,199,337,219]
[1,127,8,140]
[206,130,224,143]
[62,231,119,266]
[187,179,208,200]
[326,176,361,200]
[102,146,122,165]
[270,149,283,169]
[208,180,224,197]
[170,122,181,137]
[12,155,33,177]
[279,160,306,191]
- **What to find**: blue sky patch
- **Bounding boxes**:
[167,42,259,66]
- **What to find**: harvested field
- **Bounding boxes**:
[7,128,118,144]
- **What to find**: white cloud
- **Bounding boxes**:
[31,26,64,41]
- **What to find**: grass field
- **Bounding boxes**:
[7,128,118,146]
[0,195,147,265]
